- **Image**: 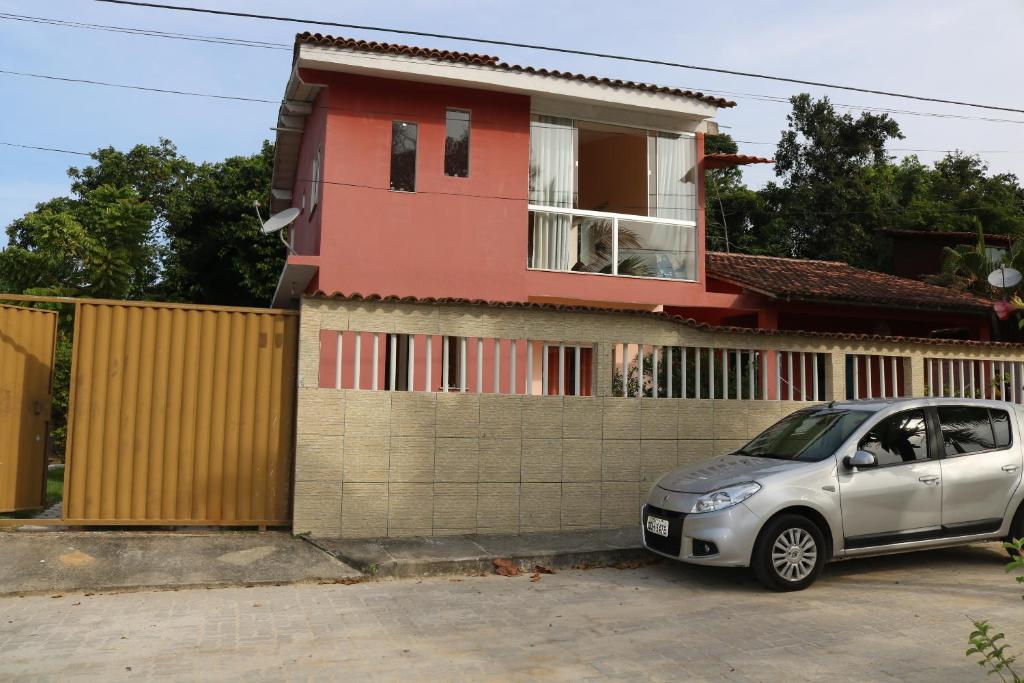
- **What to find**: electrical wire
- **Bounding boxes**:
[0,141,92,156]
[0,68,277,103]
[94,0,1024,115]
[6,11,1024,127]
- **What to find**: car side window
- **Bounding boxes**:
[858,409,929,467]
[937,406,1004,456]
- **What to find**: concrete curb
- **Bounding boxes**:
[0,576,365,599]
[302,531,655,579]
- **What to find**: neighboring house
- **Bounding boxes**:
[268,33,992,341]
[885,229,1013,281]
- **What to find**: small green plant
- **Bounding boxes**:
[966,538,1024,682]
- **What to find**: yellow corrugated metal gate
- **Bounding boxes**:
[0,304,57,513]
[63,301,298,526]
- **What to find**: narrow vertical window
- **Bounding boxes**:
[310,146,321,211]
[390,121,418,192]
[444,109,470,177]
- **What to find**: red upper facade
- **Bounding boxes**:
[270,33,992,341]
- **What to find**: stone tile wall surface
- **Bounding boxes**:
[293,296,1019,538]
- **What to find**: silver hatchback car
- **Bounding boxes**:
[642,398,1024,591]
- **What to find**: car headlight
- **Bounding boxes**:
[689,482,761,514]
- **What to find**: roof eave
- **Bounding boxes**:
[296,43,721,123]
[270,65,324,213]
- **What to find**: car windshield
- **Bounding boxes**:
[736,408,873,462]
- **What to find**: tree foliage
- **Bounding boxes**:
[704,95,1024,273]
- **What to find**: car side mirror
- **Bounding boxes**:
[843,450,877,470]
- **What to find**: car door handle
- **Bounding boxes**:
[918,475,940,485]
[1002,464,1020,473]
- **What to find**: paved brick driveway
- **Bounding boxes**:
[1,542,1021,682]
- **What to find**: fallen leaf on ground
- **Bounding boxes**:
[50,594,63,599]
[533,565,556,574]
[493,558,520,576]
[530,573,541,582]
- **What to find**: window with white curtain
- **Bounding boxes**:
[527,116,697,281]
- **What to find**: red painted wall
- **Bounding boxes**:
[298,70,709,308]
[290,88,328,256]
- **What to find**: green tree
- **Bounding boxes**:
[160,141,284,306]
[68,138,195,228]
[703,133,770,254]
[0,184,156,298]
[762,94,904,267]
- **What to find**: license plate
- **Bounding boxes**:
[646,515,669,537]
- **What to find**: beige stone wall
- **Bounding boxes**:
[293,296,1024,538]
[294,389,815,537]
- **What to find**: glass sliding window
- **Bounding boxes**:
[528,116,575,271]
[648,132,697,222]
[526,115,698,280]
[444,109,470,177]
[528,212,614,273]
[390,121,418,192]
[617,219,696,279]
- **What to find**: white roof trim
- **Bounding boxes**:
[297,44,718,121]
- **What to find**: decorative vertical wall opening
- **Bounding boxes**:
[318,330,594,396]
[390,121,418,192]
[611,344,826,401]
[444,109,470,177]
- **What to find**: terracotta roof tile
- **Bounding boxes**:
[308,291,1016,349]
[706,251,991,313]
[296,33,737,108]
[703,153,773,168]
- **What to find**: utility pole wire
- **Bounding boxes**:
[95,0,1024,115]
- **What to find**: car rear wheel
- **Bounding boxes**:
[1006,504,1024,558]
[752,514,826,591]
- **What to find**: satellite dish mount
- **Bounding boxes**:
[254,201,301,254]
[987,264,1022,321]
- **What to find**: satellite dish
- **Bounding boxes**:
[987,266,1022,289]
[258,207,300,234]
[254,202,300,254]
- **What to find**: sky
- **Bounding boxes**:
[1,0,1023,246]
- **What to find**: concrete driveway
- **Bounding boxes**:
[0,542,1020,681]
[0,530,358,595]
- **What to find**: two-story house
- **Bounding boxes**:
[270,33,991,340]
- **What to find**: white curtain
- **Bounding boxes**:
[651,133,696,278]
[529,116,575,270]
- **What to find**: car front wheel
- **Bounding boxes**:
[752,514,826,591]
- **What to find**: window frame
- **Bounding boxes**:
[443,108,471,179]
[309,145,322,215]
[856,407,933,468]
[389,120,419,193]
[527,112,697,224]
[931,405,1014,460]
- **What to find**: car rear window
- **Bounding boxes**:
[936,406,1010,456]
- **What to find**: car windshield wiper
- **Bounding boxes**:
[739,451,789,460]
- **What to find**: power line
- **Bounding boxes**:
[0,141,91,156]
[94,0,1024,115]
[0,135,1011,219]
[731,139,1024,155]
[4,65,1022,159]
[0,11,289,50]
[7,11,1024,127]
[0,68,277,104]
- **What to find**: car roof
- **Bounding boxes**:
[810,397,1019,412]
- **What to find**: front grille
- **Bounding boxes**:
[643,504,686,557]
